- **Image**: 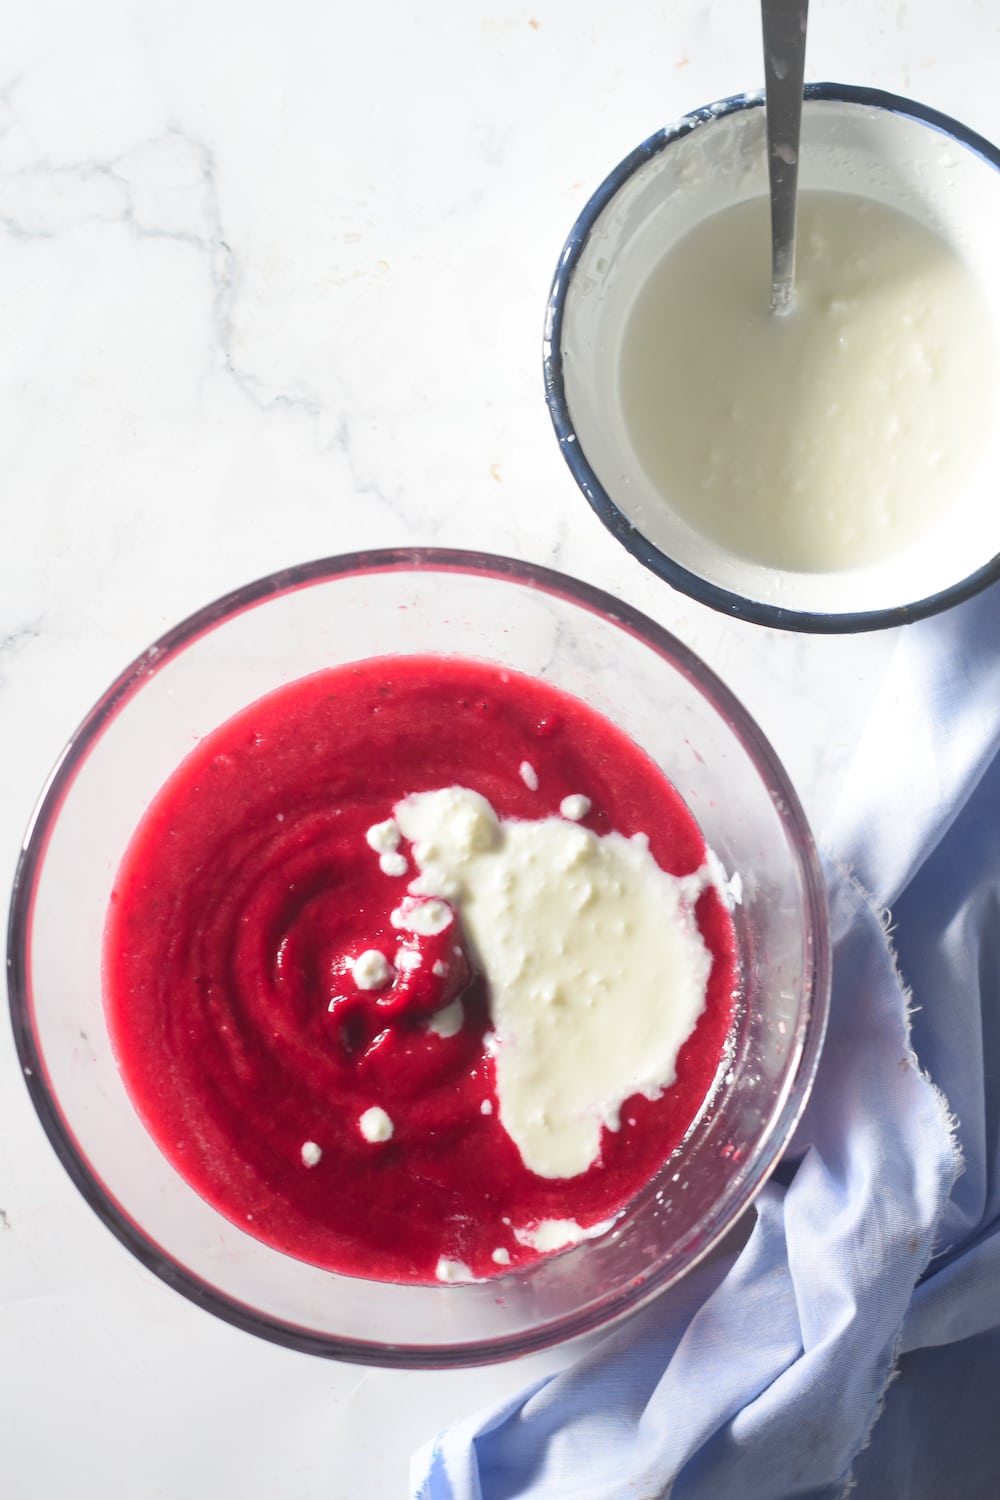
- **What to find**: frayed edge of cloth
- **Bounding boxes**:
[824,857,964,1499]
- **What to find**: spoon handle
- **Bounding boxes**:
[761,0,809,313]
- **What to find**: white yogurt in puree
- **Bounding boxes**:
[618,190,996,572]
[393,786,714,1181]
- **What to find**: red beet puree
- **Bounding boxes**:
[104,656,737,1283]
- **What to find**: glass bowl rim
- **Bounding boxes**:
[542,81,1000,635]
[7,546,831,1366]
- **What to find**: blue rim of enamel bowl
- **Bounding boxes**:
[543,82,1000,634]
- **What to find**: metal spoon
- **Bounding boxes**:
[761,0,810,314]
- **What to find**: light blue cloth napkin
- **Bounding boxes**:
[412,580,1000,1500]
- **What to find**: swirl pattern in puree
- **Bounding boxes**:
[104,656,737,1282]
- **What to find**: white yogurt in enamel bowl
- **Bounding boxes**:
[546,88,1000,629]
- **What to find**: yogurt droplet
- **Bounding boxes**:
[359,1106,394,1143]
[366,818,401,853]
[435,1256,474,1283]
[351,950,393,991]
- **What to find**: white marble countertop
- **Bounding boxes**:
[3,2,998,1495]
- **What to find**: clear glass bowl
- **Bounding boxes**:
[7,550,829,1367]
[544,84,1000,632]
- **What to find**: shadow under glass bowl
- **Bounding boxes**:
[544,83,1000,634]
[8,549,830,1367]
